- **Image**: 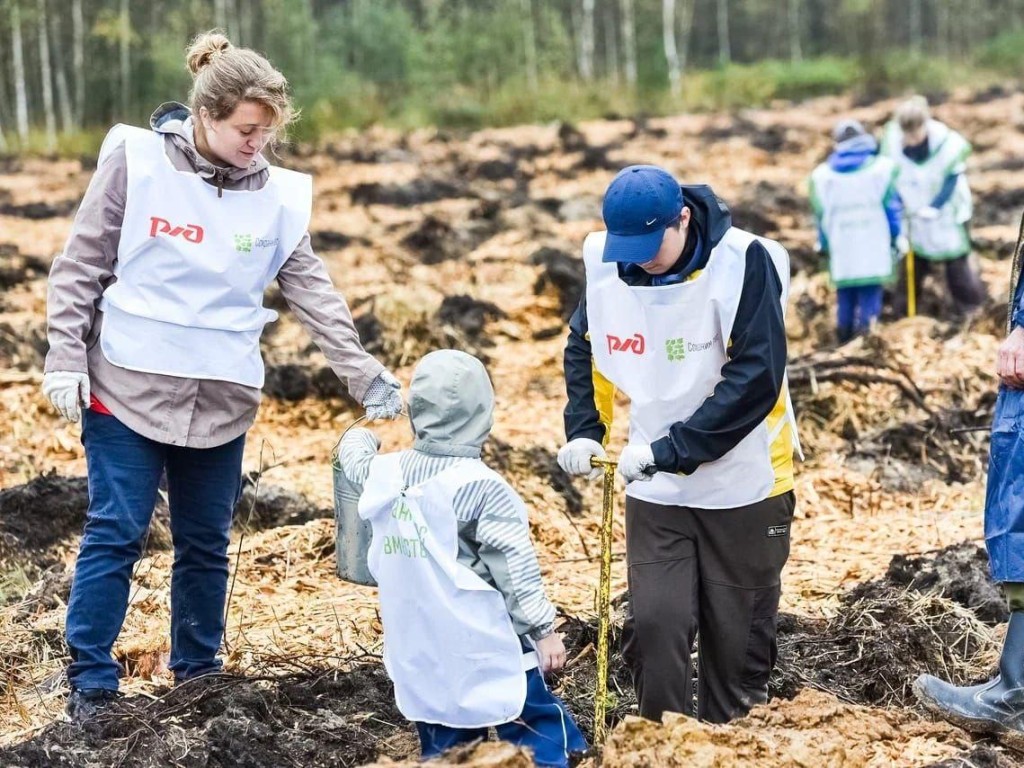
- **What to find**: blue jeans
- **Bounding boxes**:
[66,410,244,691]
[836,284,884,341]
[415,668,587,768]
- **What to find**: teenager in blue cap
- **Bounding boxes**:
[914,257,1024,749]
[557,165,800,723]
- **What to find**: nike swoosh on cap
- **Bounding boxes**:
[645,218,657,226]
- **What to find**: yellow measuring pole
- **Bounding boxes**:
[905,216,916,318]
[590,456,617,744]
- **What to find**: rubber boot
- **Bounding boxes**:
[914,611,1024,751]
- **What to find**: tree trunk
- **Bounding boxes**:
[620,0,637,86]
[72,0,84,127]
[663,0,681,98]
[604,0,620,83]
[789,0,803,62]
[679,0,696,72]
[910,0,923,51]
[11,0,30,144]
[37,0,58,151]
[717,0,731,66]
[120,0,130,119]
[520,0,539,91]
[580,0,596,81]
[51,11,74,133]
[215,0,227,30]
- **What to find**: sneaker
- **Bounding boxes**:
[66,688,119,725]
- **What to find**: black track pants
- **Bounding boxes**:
[621,491,795,724]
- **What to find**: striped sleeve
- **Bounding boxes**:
[454,479,557,639]
[336,427,380,486]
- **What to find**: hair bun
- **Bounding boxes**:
[186,31,233,76]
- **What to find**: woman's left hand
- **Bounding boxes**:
[362,370,403,420]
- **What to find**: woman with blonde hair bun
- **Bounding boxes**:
[44,30,403,723]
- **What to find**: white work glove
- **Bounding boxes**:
[362,370,403,421]
[557,437,606,480]
[915,206,940,221]
[895,235,910,256]
[618,444,657,483]
[42,371,91,423]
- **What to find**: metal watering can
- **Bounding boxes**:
[331,417,376,586]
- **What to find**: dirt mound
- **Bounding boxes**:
[355,293,506,369]
[773,582,997,707]
[350,177,470,207]
[0,319,47,370]
[598,689,966,767]
[0,200,76,219]
[482,439,583,517]
[0,473,172,593]
[0,246,48,290]
[923,747,1017,767]
[235,479,332,531]
[530,247,584,321]
[886,544,1007,625]
[262,362,360,404]
[0,667,414,768]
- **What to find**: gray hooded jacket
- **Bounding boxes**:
[45,102,384,447]
[339,350,557,640]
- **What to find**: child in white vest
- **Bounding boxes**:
[810,118,902,342]
[338,349,586,767]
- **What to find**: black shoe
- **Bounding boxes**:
[914,611,1024,751]
[65,688,119,725]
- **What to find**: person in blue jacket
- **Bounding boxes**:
[914,253,1024,749]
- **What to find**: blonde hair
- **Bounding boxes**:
[895,95,930,133]
[185,31,297,144]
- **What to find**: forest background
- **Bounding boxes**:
[3,0,1024,154]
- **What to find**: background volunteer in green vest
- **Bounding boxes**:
[557,165,800,724]
[882,95,987,316]
[42,31,402,724]
[810,119,902,343]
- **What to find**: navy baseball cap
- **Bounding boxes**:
[601,165,684,264]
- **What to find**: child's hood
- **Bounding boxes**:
[408,350,494,459]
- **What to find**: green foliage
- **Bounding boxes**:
[858,53,960,101]
[975,31,1024,74]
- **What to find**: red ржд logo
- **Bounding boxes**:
[149,217,204,244]
[607,333,645,355]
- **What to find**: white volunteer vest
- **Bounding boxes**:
[584,227,798,509]
[882,120,972,260]
[810,156,896,286]
[96,124,312,387]
[359,453,535,728]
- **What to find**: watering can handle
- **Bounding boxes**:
[331,415,370,463]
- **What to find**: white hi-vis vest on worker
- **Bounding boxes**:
[358,452,538,728]
[584,228,799,509]
[810,156,897,287]
[96,124,312,388]
[882,119,972,261]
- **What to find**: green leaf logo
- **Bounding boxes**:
[666,337,686,362]
[234,234,253,253]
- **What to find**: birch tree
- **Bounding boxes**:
[620,0,637,86]
[789,0,802,62]
[72,0,84,127]
[119,0,130,119]
[51,11,74,132]
[520,0,538,91]
[663,0,681,97]
[38,0,58,150]
[11,0,29,144]
[579,0,595,81]
[717,0,731,66]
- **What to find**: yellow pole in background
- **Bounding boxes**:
[590,456,617,744]
[906,216,917,318]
